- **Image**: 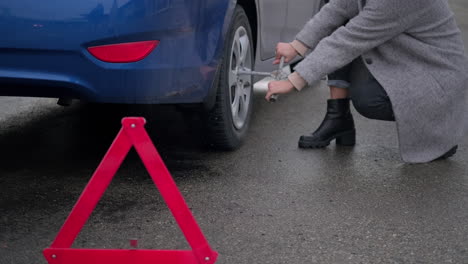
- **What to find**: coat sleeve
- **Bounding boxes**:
[294,0,435,86]
[295,0,359,50]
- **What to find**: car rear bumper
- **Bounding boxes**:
[0,0,230,104]
[0,39,218,104]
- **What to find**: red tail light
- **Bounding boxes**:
[87,40,160,63]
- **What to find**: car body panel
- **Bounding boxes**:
[257,0,288,61]
[0,0,229,103]
[0,0,319,104]
[256,0,320,61]
[283,0,322,43]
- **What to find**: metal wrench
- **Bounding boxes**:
[237,57,287,102]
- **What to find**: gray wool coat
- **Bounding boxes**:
[294,0,468,163]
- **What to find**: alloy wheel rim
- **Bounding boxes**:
[228,26,252,130]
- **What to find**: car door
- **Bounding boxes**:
[257,0,322,61]
[282,0,323,43]
[257,0,288,60]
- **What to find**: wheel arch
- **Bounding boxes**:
[236,0,258,58]
[203,0,258,110]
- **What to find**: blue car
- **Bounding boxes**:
[0,0,322,149]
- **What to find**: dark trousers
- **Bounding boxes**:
[328,59,395,121]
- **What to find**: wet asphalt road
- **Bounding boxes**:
[1,2,468,264]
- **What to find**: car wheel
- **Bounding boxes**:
[205,6,254,150]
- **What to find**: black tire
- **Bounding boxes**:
[204,6,254,150]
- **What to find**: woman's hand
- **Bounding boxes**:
[273,42,298,64]
[265,80,295,101]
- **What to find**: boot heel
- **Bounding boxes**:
[336,130,356,146]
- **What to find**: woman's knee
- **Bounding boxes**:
[352,97,373,118]
[351,97,395,121]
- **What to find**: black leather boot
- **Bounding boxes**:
[298,98,356,148]
[435,145,458,161]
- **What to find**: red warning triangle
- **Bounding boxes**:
[43,117,218,264]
